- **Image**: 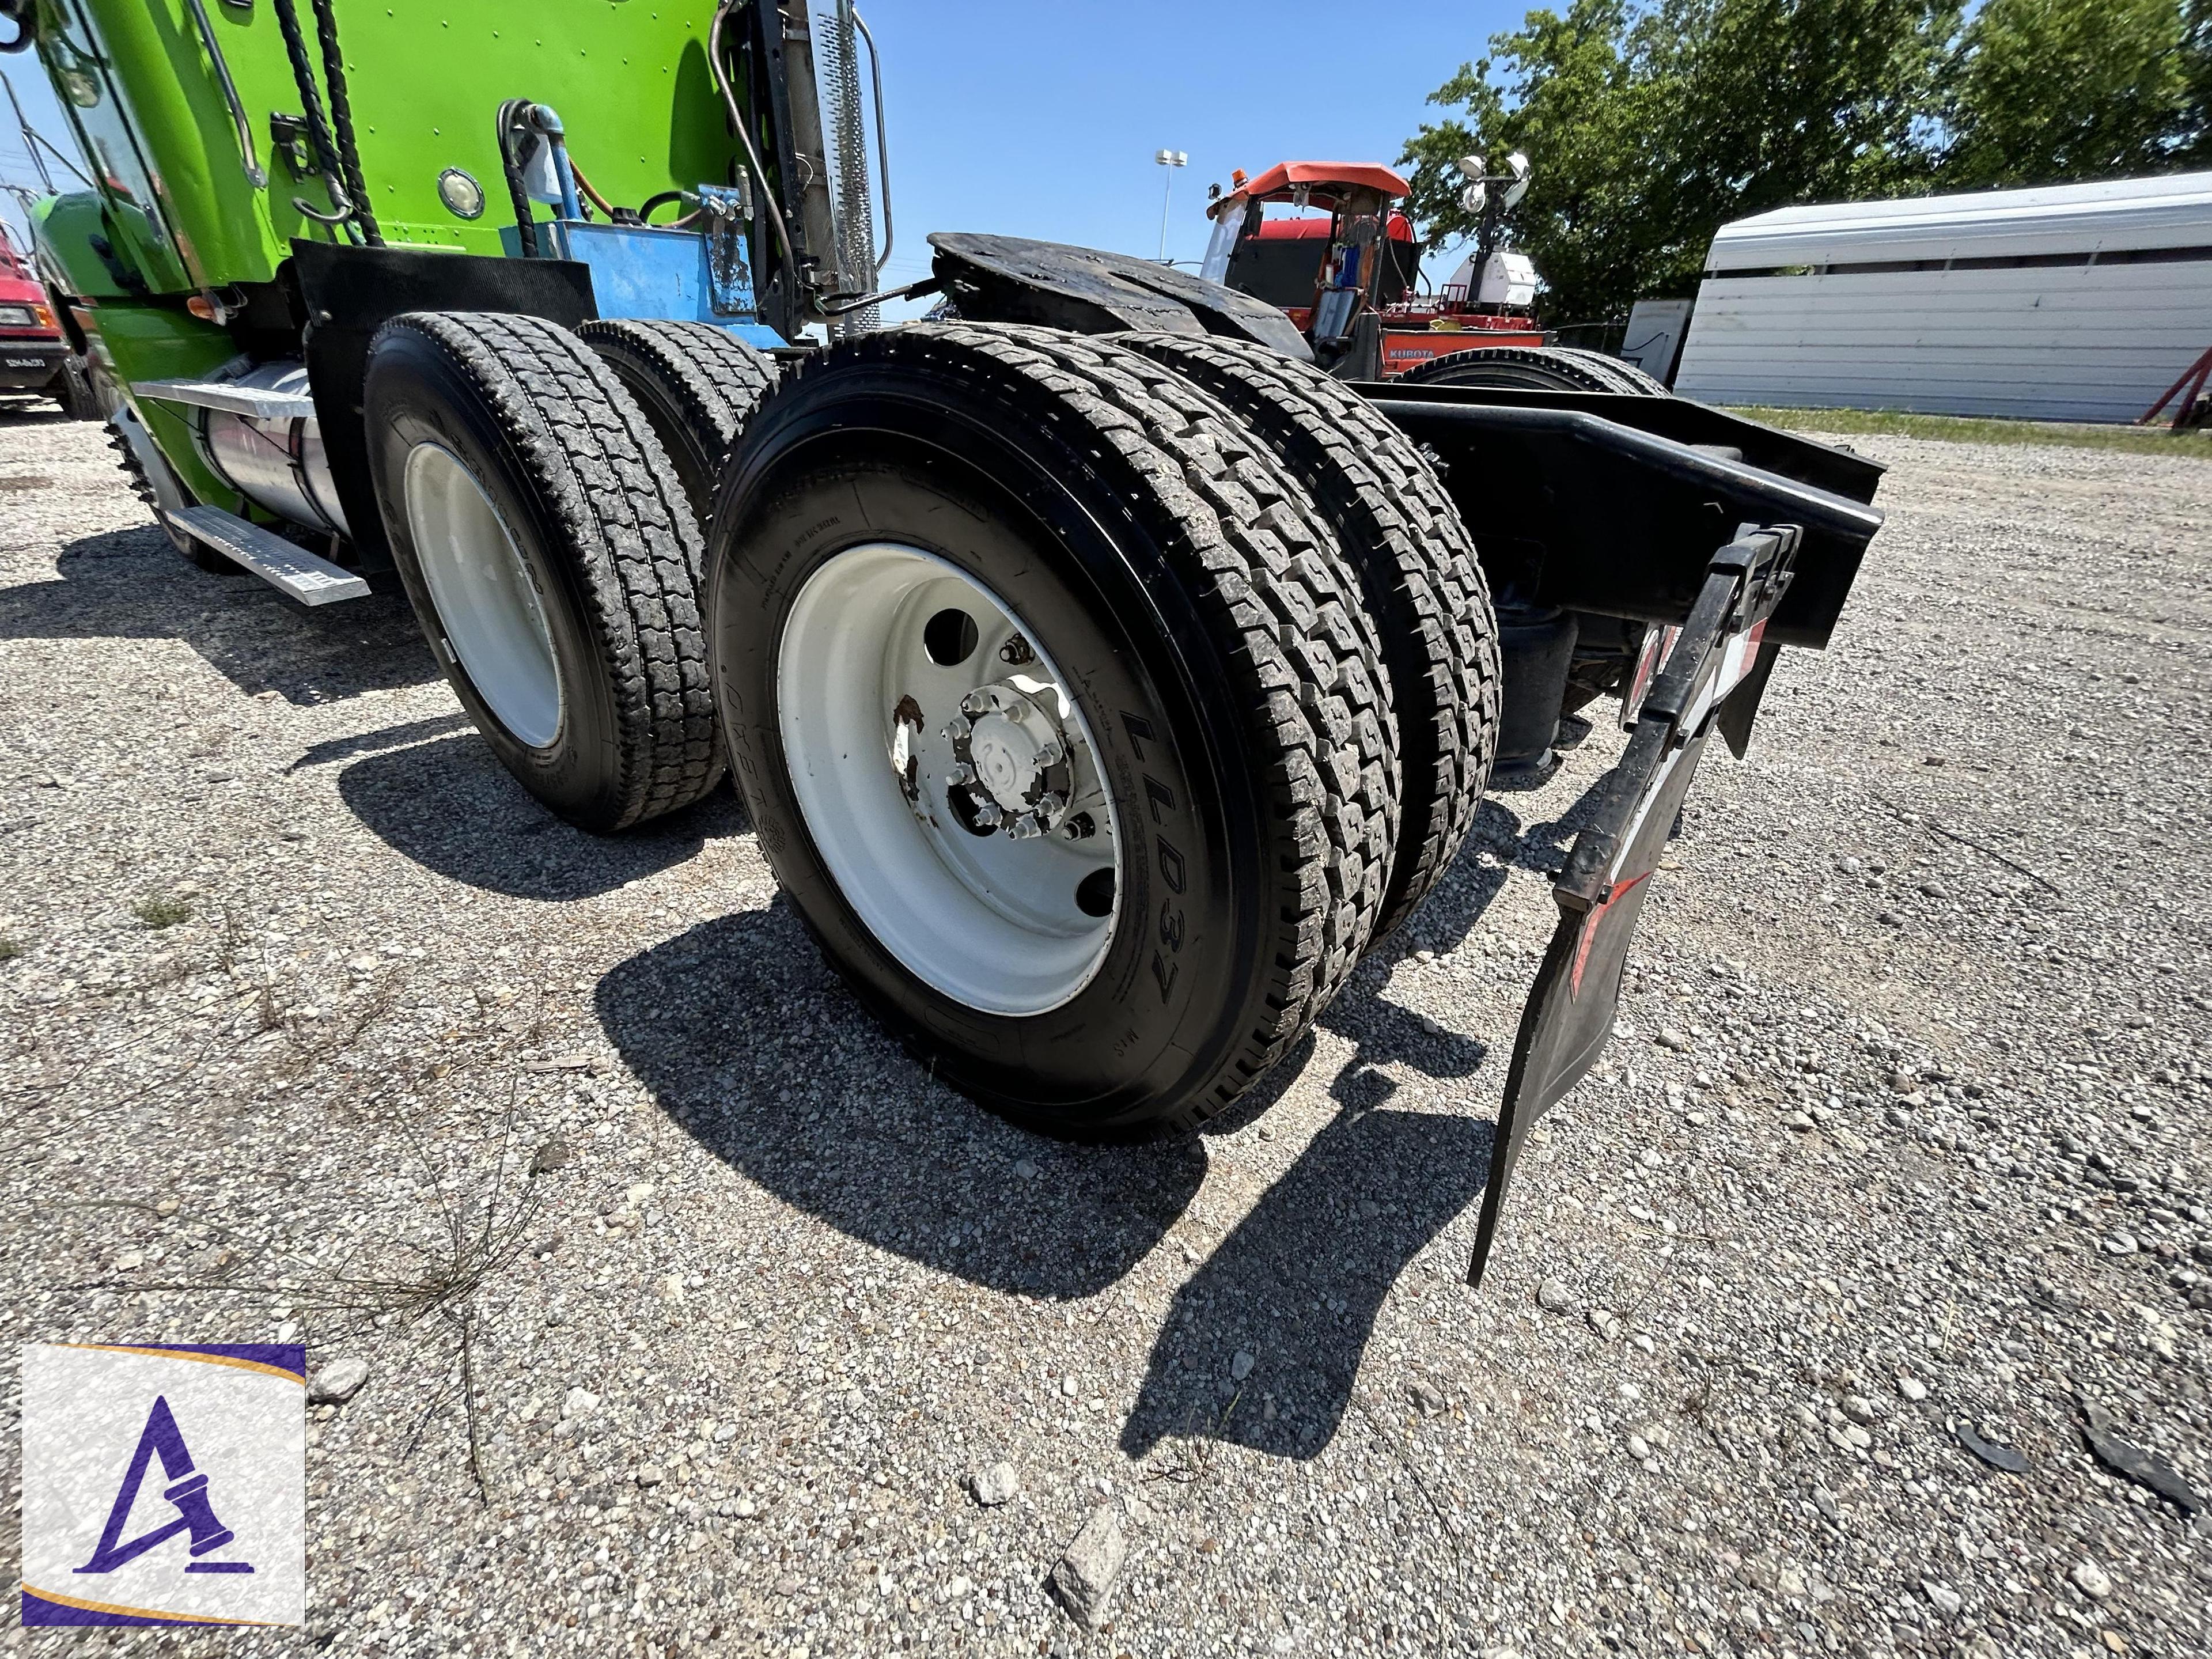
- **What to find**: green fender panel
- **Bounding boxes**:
[29,191,134,301]
[89,301,241,510]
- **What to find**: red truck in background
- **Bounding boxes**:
[0,219,92,416]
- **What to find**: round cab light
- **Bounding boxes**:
[438,168,486,220]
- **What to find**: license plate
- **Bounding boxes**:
[4,357,45,369]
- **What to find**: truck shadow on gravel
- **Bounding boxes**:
[1299,790,1599,1120]
[1117,1089,1497,1462]
[1122,787,1612,1460]
[0,526,439,704]
[338,734,740,900]
[597,790,1601,1460]
[596,896,1207,1295]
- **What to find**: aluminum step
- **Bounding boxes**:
[134,377,318,421]
[164,506,370,605]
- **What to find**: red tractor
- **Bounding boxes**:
[1200,158,1658,393]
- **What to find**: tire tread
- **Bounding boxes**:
[1399,343,1642,395]
[382,310,722,828]
[1120,333,1500,940]
[775,322,1400,1128]
[1549,345,1669,395]
[578,319,779,528]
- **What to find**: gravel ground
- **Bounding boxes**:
[1,407,2208,1659]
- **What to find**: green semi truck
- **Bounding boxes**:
[1,0,1887,1279]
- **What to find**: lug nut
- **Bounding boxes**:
[942,715,972,743]
[971,795,1002,828]
[1060,812,1096,841]
[1033,739,1063,767]
[959,691,990,719]
[999,634,1035,665]
[1036,790,1067,821]
[948,760,976,785]
[1007,813,1043,840]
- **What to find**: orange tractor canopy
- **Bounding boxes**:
[1200,160,1543,378]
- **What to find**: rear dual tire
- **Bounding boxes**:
[1119,334,1501,942]
[55,354,100,421]
[579,319,778,533]
[709,324,1399,1135]
[1399,343,1666,396]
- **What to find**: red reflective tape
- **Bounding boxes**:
[1569,870,1651,997]
[1719,618,1768,697]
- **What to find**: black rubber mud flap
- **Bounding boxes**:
[1467,525,1804,1286]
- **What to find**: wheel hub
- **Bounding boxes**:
[941,678,1074,838]
[401,440,562,749]
[776,541,1120,1016]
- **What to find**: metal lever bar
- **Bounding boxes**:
[181,0,266,188]
[817,275,939,316]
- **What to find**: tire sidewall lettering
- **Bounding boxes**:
[708,426,1241,1129]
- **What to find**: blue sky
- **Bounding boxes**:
[851,0,1518,286]
[1,59,78,241]
[2,1,1521,272]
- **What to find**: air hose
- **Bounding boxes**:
[637,191,700,229]
[308,0,380,245]
[495,99,541,258]
[0,0,35,53]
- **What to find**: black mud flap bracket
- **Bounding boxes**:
[1467,524,1802,1287]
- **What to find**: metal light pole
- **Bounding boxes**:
[1154,148,1186,263]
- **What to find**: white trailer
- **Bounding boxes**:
[1671,172,2212,423]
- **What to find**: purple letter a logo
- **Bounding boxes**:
[74,1396,253,1576]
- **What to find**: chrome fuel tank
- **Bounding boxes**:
[188,360,350,539]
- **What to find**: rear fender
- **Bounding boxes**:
[928,232,1315,361]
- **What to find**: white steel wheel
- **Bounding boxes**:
[777,543,1121,1016]
[402,440,563,749]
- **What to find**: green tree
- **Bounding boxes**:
[2189,0,2212,160]
[1942,0,2192,185]
[1403,0,1956,323]
[1402,0,1676,326]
